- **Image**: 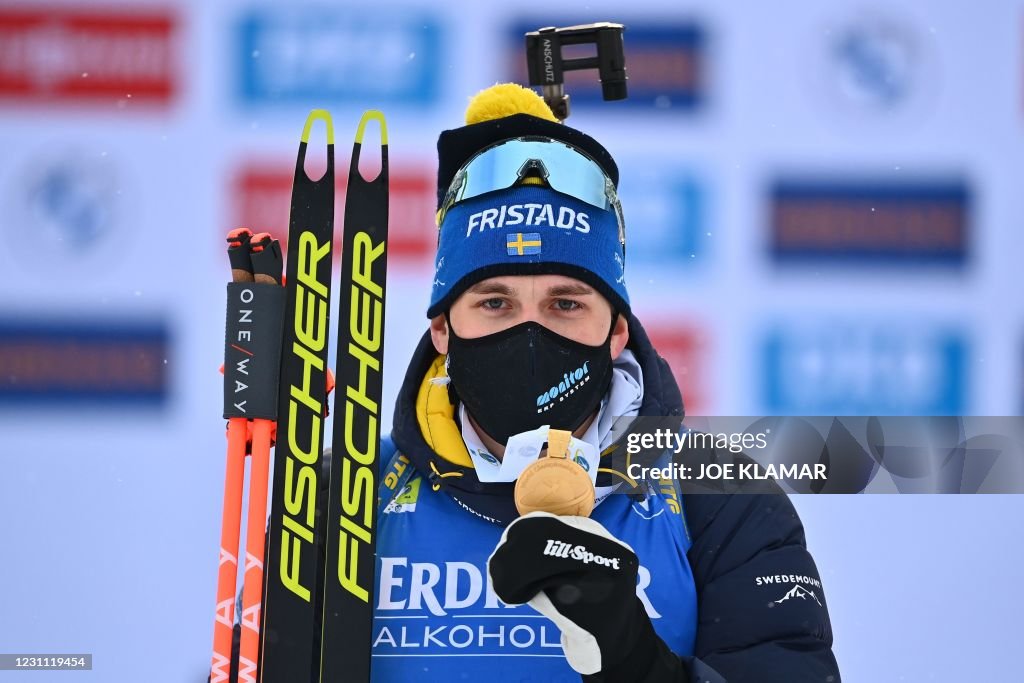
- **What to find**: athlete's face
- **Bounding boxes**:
[430,274,629,357]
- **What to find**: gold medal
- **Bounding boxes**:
[514,428,596,517]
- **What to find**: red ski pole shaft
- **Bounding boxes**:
[212,420,248,682]
[211,228,255,682]
[237,232,282,682]
[237,419,272,683]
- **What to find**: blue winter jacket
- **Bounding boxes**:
[375,313,840,682]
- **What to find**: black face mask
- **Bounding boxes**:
[445,319,615,447]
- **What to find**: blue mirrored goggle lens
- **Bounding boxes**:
[440,138,624,242]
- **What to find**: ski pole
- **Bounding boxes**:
[236,232,283,683]
[212,228,256,683]
[212,228,287,683]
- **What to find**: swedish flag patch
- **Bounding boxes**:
[506,232,542,256]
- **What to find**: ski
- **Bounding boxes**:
[212,108,388,683]
[259,109,336,683]
[319,111,390,683]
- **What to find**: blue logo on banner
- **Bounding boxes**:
[508,22,706,111]
[30,164,108,249]
[770,180,970,265]
[761,325,966,415]
[7,150,130,281]
[237,10,441,105]
[0,321,170,407]
[617,169,705,264]
[832,22,914,108]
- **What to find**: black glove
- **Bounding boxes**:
[488,511,677,680]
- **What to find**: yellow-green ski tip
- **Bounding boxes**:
[301,109,334,145]
[355,110,388,146]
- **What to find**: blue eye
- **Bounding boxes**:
[481,298,506,310]
[554,299,581,311]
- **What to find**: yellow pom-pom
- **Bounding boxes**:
[465,83,558,125]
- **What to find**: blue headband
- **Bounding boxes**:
[427,185,629,317]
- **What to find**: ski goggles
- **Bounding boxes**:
[438,136,626,246]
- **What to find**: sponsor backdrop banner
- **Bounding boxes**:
[0,1,1021,681]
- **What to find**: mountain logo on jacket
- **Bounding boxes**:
[773,585,822,607]
[383,478,421,514]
